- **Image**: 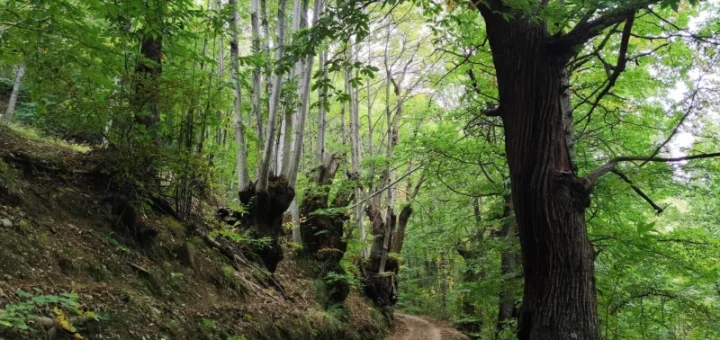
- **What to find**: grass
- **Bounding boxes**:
[6,122,92,153]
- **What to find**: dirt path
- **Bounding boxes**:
[386,313,468,340]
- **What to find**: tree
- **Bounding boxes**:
[228,0,251,190]
[3,62,25,121]
[461,1,717,338]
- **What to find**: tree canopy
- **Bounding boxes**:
[2,0,720,339]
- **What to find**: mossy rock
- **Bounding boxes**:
[178,241,197,268]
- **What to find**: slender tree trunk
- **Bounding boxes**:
[366,43,374,155]
[215,0,225,146]
[279,0,303,176]
[4,62,26,121]
[390,172,423,254]
[260,0,272,100]
[287,0,324,243]
[340,104,347,145]
[250,0,264,145]
[379,44,404,274]
[317,50,327,163]
[345,42,367,258]
[480,8,600,340]
[228,0,250,189]
[276,107,287,173]
[257,0,288,191]
[279,106,294,175]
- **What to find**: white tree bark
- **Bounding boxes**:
[378,22,395,273]
[228,0,251,190]
[4,62,26,122]
[345,41,368,258]
[250,0,264,144]
[366,42,374,156]
[287,0,324,243]
[215,0,225,146]
[317,49,327,163]
[257,0,288,192]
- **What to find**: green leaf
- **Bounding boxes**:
[636,221,656,234]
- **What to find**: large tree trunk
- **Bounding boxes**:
[4,62,26,121]
[479,9,600,340]
[299,153,352,306]
[237,176,295,273]
[134,28,163,131]
[363,201,398,307]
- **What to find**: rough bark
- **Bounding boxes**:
[134,25,163,132]
[4,62,26,121]
[238,176,295,273]
[479,6,600,340]
[298,153,352,305]
[363,201,399,307]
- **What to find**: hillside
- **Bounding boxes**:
[0,124,390,340]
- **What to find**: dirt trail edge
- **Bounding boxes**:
[387,313,469,340]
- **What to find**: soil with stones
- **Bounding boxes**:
[386,313,469,340]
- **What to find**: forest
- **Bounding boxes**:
[1,0,720,339]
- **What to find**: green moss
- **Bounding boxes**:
[87,263,108,282]
[0,159,20,183]
[189,236,205,248]
[16,219,32,233]
[164,217,185,236]
[7,123,91,153]
[222,265,234,278]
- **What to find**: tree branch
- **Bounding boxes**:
[640,89,700,166]
[611,169,664,214]
[587,152,720,184]
[351,161,428,208]
[550,1,661,52]
[579,16,635,128]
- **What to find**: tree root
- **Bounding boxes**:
[197,229,290,301]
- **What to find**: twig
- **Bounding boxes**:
[350,161,428,208]
[611,169,664,214]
